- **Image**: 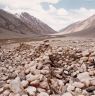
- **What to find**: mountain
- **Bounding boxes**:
[58,14,95,37]
[0,9,56,39]
[18,12,56,35]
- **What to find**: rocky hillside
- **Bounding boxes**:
[59,14,95,36]
[0,9,56,39]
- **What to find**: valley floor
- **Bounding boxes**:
[0,37,95,96]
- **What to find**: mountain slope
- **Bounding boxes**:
[59,14,95,35]
[18,12,55,35]
[0,9,56,39]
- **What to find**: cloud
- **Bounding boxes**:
[0,0,60,10]
[46,5,95,30]
[0,0,95,31]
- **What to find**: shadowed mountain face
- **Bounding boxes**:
[0,9,56,39]
[59,14,95,37]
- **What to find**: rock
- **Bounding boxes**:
[82,50,90,57]
[75,88,82,93]
[4,84,10,90]
[77,72,91,87]
[37,88,46,93]
[50,95,60,96]
[8,72,17,79]
[3,90,10,96]
[0,88,4,93]
[25,69,30,74]
[81,64,87,72]
[39,80,49,90]
[14,94,20,96]
[26,73,43,82]
[21,80,28,88]
[37,92,49,96]
[84,80,91,87]
[9,93,15,96]
[82,90,88,95]
[91,78,95,86]
[57,47,63,52]
[72,82,85,88]
[62,92,73,96]
[42,55,50,63]
[86,86,95,92]
[80,57,88,62]
[30,80,39,87]
[9,77,21,93]
[77,72,91,82]
[22,95,28,96]
[18,71,26,80]
[67,84,75,92]
[25,86,36,95]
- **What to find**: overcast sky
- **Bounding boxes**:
[0,0,95,31]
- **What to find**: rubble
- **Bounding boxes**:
[0,39,95,96]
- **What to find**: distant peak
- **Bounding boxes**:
[21,12,30,17]
[87,14,95,20]
[0,9,4,11]
[0,9,7,13]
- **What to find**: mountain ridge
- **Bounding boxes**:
[0,9,56,39]
[59,14,95,36]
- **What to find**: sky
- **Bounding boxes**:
[0,0,95,31]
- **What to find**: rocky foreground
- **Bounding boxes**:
[0,39,95,96]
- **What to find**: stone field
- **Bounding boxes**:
[0,38,95,96]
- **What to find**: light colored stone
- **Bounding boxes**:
[84,80,91,87]
[37,92,49,96]
[22,95,28,96]
[21,80,28,88]
[82,50,90,56]
[10,77,21,93]
[72,82,85,88]
[26,73,43,82]
[91,78,95,86]
[25,86,36,95]
[9,93,15,96]
[82,90,88,95]
[39,80,49,89]
[75,88,81,93]
[67,84,75,92]
[0,88,4,93]
[77,72,91,82]
[80,57,88,62]
[3,90,10,96]
[37,88,46,93]
[4,84,10,90]
[14,94,20,96]
[30,80,39,87]
[62,92,73,96]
